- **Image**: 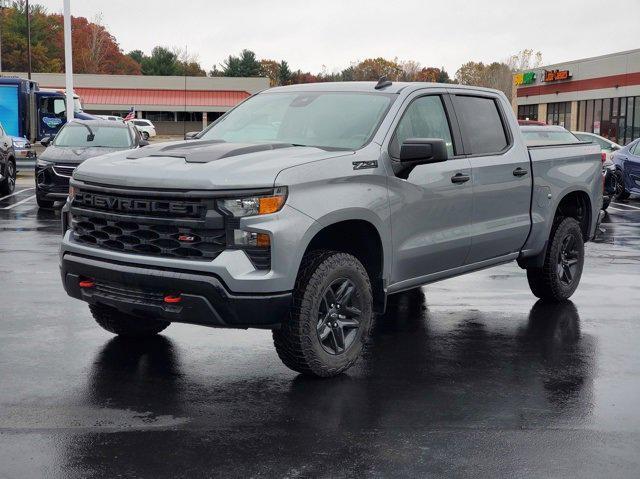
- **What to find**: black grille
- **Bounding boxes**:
[70,189,227,261]
[94,280,166,307]
[71,213,226,260]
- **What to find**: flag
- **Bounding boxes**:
[124,108,135,121]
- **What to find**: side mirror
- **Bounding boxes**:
[40,136,52,147]
[138,139,149,147]
[399,138,448,164]
[184,131,200,140]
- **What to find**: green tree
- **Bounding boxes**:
[277,60,292,86]
[220,49,262,77]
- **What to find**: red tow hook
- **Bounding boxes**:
[78,279,95,288]
[164,294,182,304]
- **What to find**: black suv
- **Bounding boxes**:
[36,120,148,208]
[0,122,17,195]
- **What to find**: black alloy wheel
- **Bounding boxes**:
[316,278,362,355]
[557,232,580,287]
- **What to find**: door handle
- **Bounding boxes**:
[451,172,470,184]
[513,167,528,177]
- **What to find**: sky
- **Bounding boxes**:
[36,0,640,75]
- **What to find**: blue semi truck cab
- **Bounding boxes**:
[0,76,94,144]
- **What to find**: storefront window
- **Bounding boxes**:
[517,104,538,121]
[574,96,640,144]
[546,102,571,128]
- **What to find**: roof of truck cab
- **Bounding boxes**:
[266,81,503,96]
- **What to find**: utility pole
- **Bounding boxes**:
[63,0,74,121]
[26,0,32,79]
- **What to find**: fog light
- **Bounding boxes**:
[233,230,270,247]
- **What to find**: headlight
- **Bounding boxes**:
[36,158,52,167]
[12,139,27,149]
[219,187,287,217]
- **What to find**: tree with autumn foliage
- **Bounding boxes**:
[0,1,139,74]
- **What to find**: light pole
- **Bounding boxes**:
[0,0,8,73]
[26,0,32,79]
[63,0,74,121]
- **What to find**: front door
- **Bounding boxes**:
[386,93,473,285]
[450,93,531,263]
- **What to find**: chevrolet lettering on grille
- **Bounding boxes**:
[75,192,200,216]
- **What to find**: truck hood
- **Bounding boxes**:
[73,140,352,190]
[40,145,128,165]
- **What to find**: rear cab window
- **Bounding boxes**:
[451,95,510,155]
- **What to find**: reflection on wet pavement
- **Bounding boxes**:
[1,177,640,478]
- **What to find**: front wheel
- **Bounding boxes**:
[0,160,16,195]
[526,217,585,302]
[142,131,150,140]
[273,251,373,377]
[90,304,170,337]
[613,169,630,201]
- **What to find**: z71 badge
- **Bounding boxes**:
[352,160,378,170]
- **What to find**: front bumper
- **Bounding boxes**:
[61,253,292,329]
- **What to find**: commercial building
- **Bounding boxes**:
[515,48,640,145]
[5,72,269,135]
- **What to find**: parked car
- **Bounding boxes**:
[97,115,124,122]
[517,119,546,126]
[0,122,17,195]
[611,138,640,201]
[60,81,602,377]
[520,124,581,146]
[36,120,148,208]
[573,131,621,161]
[127,119,156,140]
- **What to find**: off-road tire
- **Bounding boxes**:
[273,250,373,377]
[36,196,54,208]
[526,217,584,302]
[613,169,630,201]
[90,304,170,337]
[0,160,16,195]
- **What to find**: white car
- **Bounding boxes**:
[573,131,621,161]
[128,119,157,140]
[97,115,124,122]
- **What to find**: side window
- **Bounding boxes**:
[40,97,66,116]
[632,141,640,156]
[390,95,454,158]
[452,95,509,155]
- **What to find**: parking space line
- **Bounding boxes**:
[0,194,36,210]
[612,202,640,211]
[0,187,35,201]
[608,206,631,212]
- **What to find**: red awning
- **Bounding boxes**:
[73,87,250,108]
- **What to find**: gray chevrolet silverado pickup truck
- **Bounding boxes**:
[60,81,602,377]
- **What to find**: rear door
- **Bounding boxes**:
[386,91,473,284]
[449,91,532,263]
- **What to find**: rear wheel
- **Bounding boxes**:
[90,304,170,337]
[526,217,584,302]
[613,169,630,201]
[142,131,150,140]
[273,250,373,377]
[0,160,16,195]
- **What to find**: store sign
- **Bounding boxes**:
[514,71,536,86]
[543,69,572,82]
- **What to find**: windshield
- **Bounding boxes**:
[521,129,580,146]
[54,124,133,148]
[199,92,395,150]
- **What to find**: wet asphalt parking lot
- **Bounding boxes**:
[1,173,640,478]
